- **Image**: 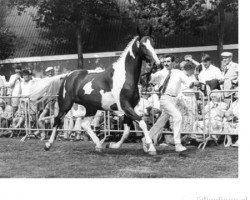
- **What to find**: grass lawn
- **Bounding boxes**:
[0,138,238,178]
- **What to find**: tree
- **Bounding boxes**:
[0,0,16,60]
[128,0,238,62]
[9,0,122,69]
[209,0,238,60]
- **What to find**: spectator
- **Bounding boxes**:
[186,54,223,94]
[193,90,228,141]
[198,54,224,91]
[0,74,7,96]
[71,103,87,141]
[63,106,74,139]
[177,61,198,133]
[8,70,36,137]
[54,66,60,76]
[0,99,13,136]
[45,66,54,77]
[223,93,238,147]
[5,64,22,114]
[220,52,238,100]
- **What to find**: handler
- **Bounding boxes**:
[143,55,200,152]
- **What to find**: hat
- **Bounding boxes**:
[45,66,54,72]
[221,52,233,57]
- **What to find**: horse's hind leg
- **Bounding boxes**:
[107,115,132,149]
[81,116,103,152]
[44,112,64,151]
[44,99,73,151]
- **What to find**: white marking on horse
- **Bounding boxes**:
[67,70,80,76]
[143,39,160,65]
[111,37,139,112]
[63,79,67,98]
[100,90,117,110]
[87,69,104,73]
[128,44,135,59]
[83,79,94,95]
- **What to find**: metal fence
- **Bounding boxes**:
[0,89,238,149]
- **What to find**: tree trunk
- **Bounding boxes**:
[217,3,225,69]
[76,26,83,69]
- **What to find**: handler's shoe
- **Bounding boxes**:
[175,144,187,152]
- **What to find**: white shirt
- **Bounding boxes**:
[150,68,192,97]
[6,74,22,96]
[0,75,7,87]
[198,64,223,83]
[181,74,197,92]
[150,67,168,91]
[20,80,33,96]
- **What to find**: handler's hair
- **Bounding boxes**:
[160,54,175,62]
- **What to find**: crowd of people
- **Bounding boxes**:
[0,51,239,150]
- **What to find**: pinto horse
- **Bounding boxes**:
[44,28,161,155]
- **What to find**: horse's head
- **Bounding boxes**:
[136,27,161,67]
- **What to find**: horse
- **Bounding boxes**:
[44,27,161,155]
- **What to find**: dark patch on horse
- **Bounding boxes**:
[110,103,118,110]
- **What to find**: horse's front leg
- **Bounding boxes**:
[107,115,131,149]
[120,105,157,155]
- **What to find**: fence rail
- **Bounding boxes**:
[0,89,238,149]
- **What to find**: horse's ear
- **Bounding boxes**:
[137,27,142,37]
[148,26,153,36]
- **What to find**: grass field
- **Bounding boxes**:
[0,138,238,178]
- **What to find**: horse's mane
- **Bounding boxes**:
[113,36,139,66]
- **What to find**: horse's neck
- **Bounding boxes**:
[124,43,143,86]
[126,56,142,85]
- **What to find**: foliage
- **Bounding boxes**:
[8,0,127,56]
[128,0,238,36]
[0,0,16,60]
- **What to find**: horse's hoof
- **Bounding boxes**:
[107,142,119,149]
[148,151,157,156]
[95,147,103,152]
[44,143,51,151]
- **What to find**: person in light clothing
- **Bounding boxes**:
[8,70,36,137]
[71,103,87,140]
[186,54,223,93]
[198,54,223,84]
[5,64,22,114]
[144,55,199,152]
[45,66,54,77]
[0,74,8,96]
[220,52,238,99]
